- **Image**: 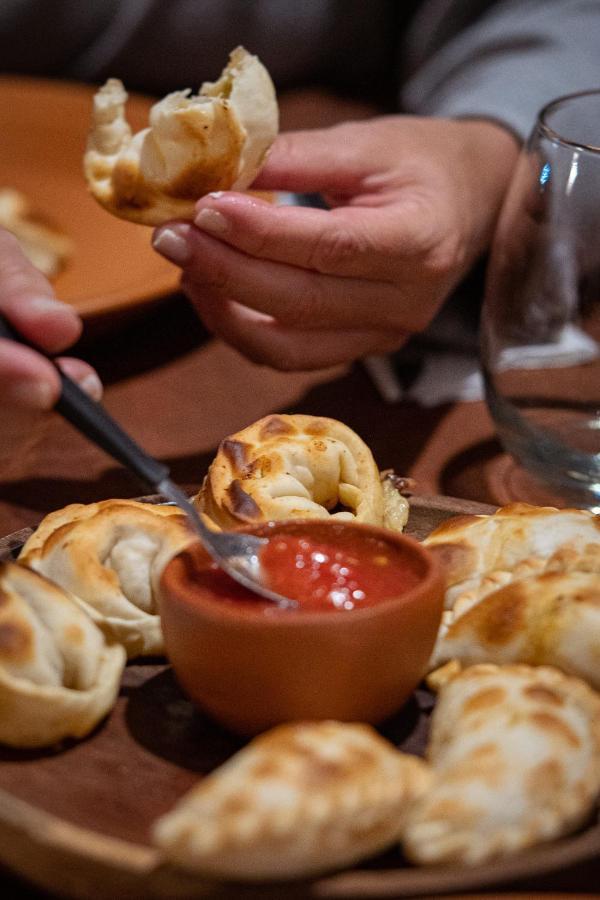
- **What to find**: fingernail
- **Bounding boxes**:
[27,297,75,316]
[194,208,229,234]
[6,379,55,410]
[208,191,224,199]
[77,372,103,401]
[152,228,191,264]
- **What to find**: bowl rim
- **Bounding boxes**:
[160,518,444,630]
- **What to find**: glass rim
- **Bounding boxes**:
[538,88,600,153]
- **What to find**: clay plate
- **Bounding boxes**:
[0,494,599,899]
[0,76,180,319]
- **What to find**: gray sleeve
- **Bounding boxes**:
[400,0,600,140]
[0,0,119,75]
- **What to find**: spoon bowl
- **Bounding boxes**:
[157,478,296,608]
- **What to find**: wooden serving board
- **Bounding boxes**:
[1,494,599,899]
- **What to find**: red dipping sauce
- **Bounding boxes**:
[191,523,422,613]
[160,518,444,734]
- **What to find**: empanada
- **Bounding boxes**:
[84,46,278,225]
[0,561,125,748]
[19,499,193,658]
[403,663,600,866]
[0,188,73,277]
[430,570,600,687]
[153,720,430,880]
[424,503,600,611]
[194,413,409,532]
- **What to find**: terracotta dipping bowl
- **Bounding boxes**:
[159,520,444,736]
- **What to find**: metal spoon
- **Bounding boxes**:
[0,314,295,608]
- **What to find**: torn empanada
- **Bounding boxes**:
[424,503,600,611]
[0,561,125,748]
[403,663,600,866]
[153,720,431,880]
[194,413,409,532]
[84,46,278,225]
[429,570,600,688]
[19,499,193,658]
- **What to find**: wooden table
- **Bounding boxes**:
[0,292,525,538]
[1,295,598,898]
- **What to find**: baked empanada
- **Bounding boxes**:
[19,499,193,658]
[153,720,431,880]
[84,46,278,225]
[403,665,600,864]
[194,414,409,532]
[429,570,600,687]
[424,503,600,611]
[0,188,73,277]
[0,561,125,748]
[403,663,600,866]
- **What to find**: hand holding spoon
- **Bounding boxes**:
[0,314,295,608]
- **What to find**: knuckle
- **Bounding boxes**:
[278,282,329,327]
[273,132,304,169]
[245,217,276,260]
[308,226,364,273]
[201,256,234,293]
[423,228,468,280]
[189,260,233,295]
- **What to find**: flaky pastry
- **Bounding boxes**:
[194,413,409,531]
[153,720,431,880]
[429,570,600,687]
[0,561,125,748]
[403,663,600,866]
[84,46,278,225]
[423,503,600,611]
[19,499,193,658]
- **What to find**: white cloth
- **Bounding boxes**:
[366,324,599,408]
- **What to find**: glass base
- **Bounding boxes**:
[484,380,600,512]
[488,453,600,513]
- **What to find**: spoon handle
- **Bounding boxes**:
[0,314,169,490]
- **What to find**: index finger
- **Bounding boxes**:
[0,228,81,352]
[193,192,435,281]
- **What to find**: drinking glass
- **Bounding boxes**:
[481,90,600,510]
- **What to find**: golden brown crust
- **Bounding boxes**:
[19,499,193,658]
[403,663,600,866]
[84,47,278,226]
[424,503,600,611]
[429,570,600,687]
[153,720,431,879]
[0,562,125,748]
[194,413,409,531]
